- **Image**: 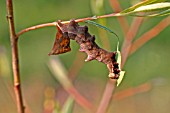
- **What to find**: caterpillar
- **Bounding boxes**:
[49,20,120,79]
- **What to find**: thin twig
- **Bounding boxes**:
[113,82,152,100]
[6,0,25,113]
[17,22,57,37]
[121,17,144,67]
[16,13,120,37]
[130,16,170,55]
[67,87,94,112]
[96,79,117,113]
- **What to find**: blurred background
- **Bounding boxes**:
[0,0,170,113]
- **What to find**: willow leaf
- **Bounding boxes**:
[133,2,170,12]
[85,20,119,41]
[119,2,170,17]
[121,0,166,13]
[117,71,125,86]
[61,97,74,113]
[130,8,170,16]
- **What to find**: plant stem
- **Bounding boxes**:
[16,13,120,37]
[17,22,57,37]
[121,17,143,67]
[6,0,25,113]
[130,16,170,55]
[113,82,152,100]
[96,79,117,113]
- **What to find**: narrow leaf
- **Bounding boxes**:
[116,50,121,67]
[48,58,93,111]
[61,97,74,113]
[131,8,170,16]
[85,20,119,40]
[120,2,170,17]
[117,71,125,86]
[116,49,125,86]
[48,58,72,88]
[152,8,170,16]
[121,0,166,13]
[134,2,170,12]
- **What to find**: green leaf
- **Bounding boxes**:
[133,2,170,12]
[85,20,119,41]
[121,0,166,13]
[128,2,170,17]
[116,49,121,67]
[118,0,170,17]
[130,8,170,16]
[116,48,125,86]
[153,8,170,16]
[117,71,125,86]
[61,97,74,113]
[48,58,72,88]
[115,43,126,86]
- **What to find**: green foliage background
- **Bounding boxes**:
[0,0,170,113]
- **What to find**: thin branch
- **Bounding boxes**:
[113,82,152,100]
[96,79,117,113]
[130,16,170,55]
[67,87,94,112]
[17,22,57,37]
[6,0,25,113]
[16,13,120,37]
[121,17,144,67]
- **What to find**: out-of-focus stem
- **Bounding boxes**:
[113,82,152,100]
[109,0,129,35]
[130,16,170,55]
[48,58,94,112]
[96,79,117,113]
[6,0,25,113]
[121,17,143,67]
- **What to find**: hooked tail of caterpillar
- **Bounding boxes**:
[48,25,71,55]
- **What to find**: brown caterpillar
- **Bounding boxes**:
[49,20,120,79]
